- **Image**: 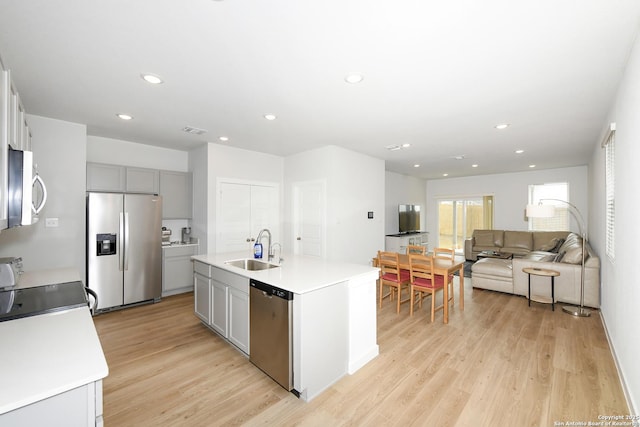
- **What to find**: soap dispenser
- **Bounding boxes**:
[253,242,263,259]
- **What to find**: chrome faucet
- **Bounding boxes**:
[270,242,283,264]
[256,229,272,260]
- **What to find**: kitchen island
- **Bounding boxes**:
[192,251,379,402]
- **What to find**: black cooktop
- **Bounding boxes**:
[0,281,88,322]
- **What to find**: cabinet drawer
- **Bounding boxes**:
[193,261,211,277]
[211,266,249,293]
[164,245,197,258]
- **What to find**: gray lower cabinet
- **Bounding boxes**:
[193,261,249,355]
[162,245,198,297]
[194,266,211,324]
[0,380,103,426]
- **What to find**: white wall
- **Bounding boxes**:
[0,115,86,276]
[385,171,427,235]
[87,136,189,171]
[189,144,209,253]
[284,145,385,265]
[424,166,588,248]
[589,30,640,414]
[201,143,285,255]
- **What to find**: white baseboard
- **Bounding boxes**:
[599,311,636,414]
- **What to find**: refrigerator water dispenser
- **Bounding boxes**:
[96,233,117,256]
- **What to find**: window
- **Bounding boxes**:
[604,126,615,260]
[528,183,569,231]
[438,196,493,252]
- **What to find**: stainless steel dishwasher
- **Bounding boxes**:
[249,278,293,391]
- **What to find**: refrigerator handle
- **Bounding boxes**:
[124,212,130,271]
[119,212,125,271]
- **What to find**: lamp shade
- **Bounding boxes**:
[526,204,555,218]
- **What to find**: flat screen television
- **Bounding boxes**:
[398,204,421,233]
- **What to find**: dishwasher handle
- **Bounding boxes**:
[250,279,293,301]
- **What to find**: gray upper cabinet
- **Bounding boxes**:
[86,163,126,192]
[125,167,159,194]
[159,170,192,219]
[86,163,159,194]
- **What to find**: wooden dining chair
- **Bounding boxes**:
[377,250,411,313]
[433,247,456,306]
[408,254,447,322]
[406,245,426,255]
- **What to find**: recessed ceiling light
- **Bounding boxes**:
[141,73,163,84]
[413,164,420,168]
[454,155,465,160]
[472,164,478,168]
[495,123,510,130]
[529,164,536,168]
[344,73,364,84]
[117,113,133,120]
[385,144,401,151]
[443,173,449,177]
[401,143,411,148]
[219,136,229,142]
[264,114,277,121]
[515,150,524,154]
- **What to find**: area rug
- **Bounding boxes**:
[453,260,473,278]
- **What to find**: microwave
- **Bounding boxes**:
[7,147,47,228]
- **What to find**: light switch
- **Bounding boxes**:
[45,217,59,227]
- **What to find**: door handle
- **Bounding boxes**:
[119,213,124,271]
[296,237,302,240]
[123,212,130,271]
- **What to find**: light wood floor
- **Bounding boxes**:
[93,278,629,426]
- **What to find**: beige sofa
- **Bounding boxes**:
[464,229,570,261]
[469,231,600,308]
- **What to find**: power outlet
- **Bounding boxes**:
[45,217,59,228]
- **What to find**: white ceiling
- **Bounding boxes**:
[1,1,639,179]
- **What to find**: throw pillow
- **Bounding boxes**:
[554,251,565,262]
[551,238,565,253]
[562,247,583,264]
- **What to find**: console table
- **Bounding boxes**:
[385,232,429,254]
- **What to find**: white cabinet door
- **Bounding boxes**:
[194,272,211,323]
[228,287,249,354]
[217,181,279,253]
[211,279,228,336]
[218,182,252,252]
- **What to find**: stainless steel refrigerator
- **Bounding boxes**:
[86,192,162,311]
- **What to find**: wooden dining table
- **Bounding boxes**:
[396,253,466,324]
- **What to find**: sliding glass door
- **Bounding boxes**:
[438,196,493,252]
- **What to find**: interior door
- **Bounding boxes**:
[292,180,325,258]
[218,182,252,252]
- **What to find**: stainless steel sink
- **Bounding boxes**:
[225,259,280,271]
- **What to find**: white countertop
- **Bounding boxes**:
[0,306,108,414]
[192,251,379,294]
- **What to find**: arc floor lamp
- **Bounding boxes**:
[525,199,591,317]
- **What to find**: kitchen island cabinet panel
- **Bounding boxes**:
[228,286,250,354]
[211,278,229,337]
[193,263,250,355]
[194,266,211,324]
